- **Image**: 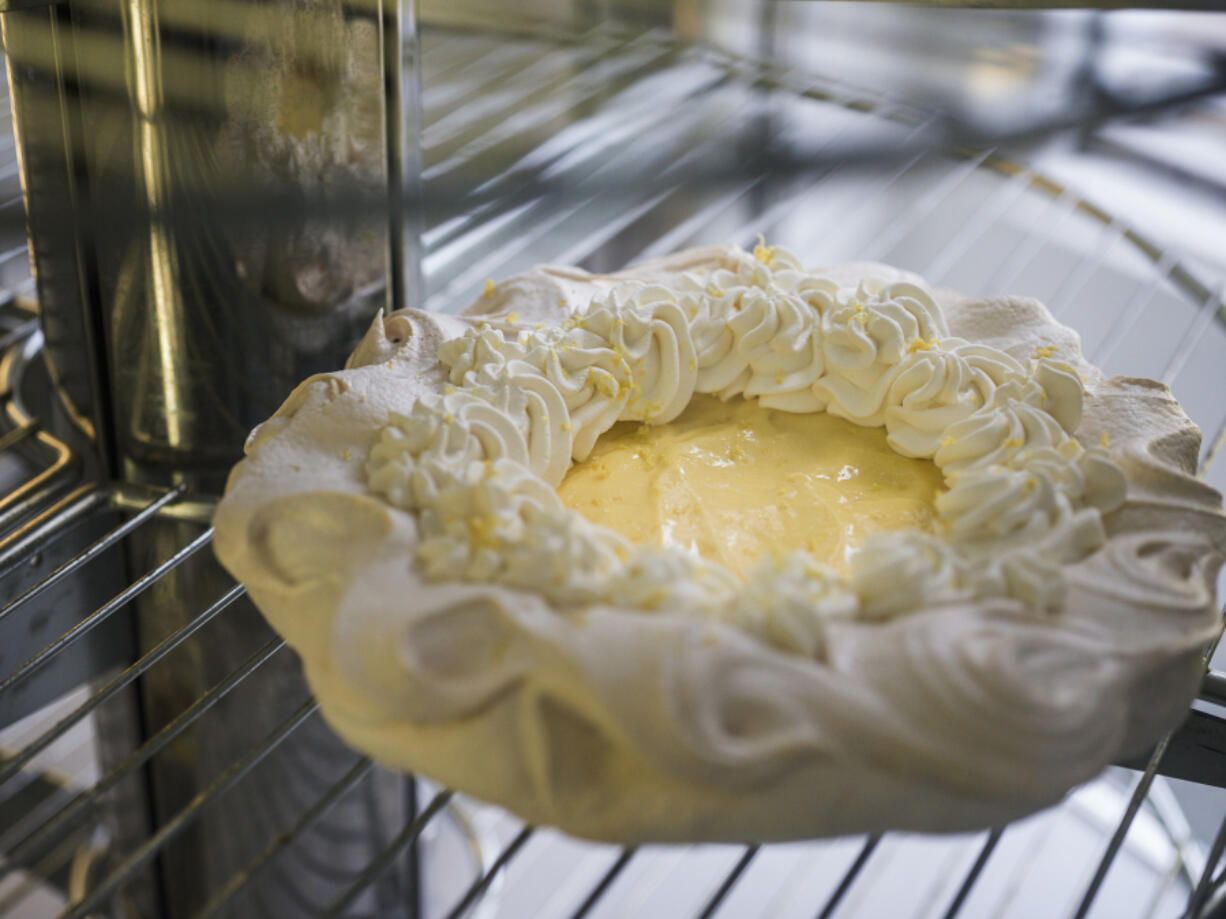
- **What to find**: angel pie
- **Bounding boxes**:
[214,242,1226,843]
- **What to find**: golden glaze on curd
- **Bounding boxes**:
[557,395,944,577]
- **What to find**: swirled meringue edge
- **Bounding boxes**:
[212,245,1226,844]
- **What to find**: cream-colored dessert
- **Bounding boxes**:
[557,394,943,576]
[214,243,1226,843]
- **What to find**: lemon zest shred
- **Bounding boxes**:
[752,234,776,266]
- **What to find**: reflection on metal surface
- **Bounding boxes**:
[0,1,429,915]
[0,330,78,534]
[122,0,188,451]
[4,0,421,487]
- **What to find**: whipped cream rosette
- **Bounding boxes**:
[215,243,1226,842]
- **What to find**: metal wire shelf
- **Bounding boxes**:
[0,9,1225,919]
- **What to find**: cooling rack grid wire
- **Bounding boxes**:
[2,8,1226,919]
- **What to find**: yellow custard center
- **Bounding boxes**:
[556,395,944,577]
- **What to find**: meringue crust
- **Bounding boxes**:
[214,245,1226,843]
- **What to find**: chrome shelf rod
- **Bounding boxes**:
[1202,417,1226,480]
[442,825,536,919]
[1164,285,1225,387]
[816,835,881,919]
[0,583,246,786]
[424,32,676,248]
[0,455,77,539]
[1074,605,1226,919]
[568,847,638,919]
[0,526,212,695]
[736,108,939,264]
[0,485,108,574]
[319,788,456,919]
[421,22,614,152]
[1187,814,1226,918]
[0,483,187,628]
[695,845,759,919]
[941,828,1004,919]
[1,635,285,869]
[193,755,374,919]
[57,697,319,919]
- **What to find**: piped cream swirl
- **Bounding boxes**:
[364,242,1131,651]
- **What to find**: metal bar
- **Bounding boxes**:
[633,94,928,267]
[422,23,613,151]
[1202,416,1226,479]
[1129,737,1226,850]
[1078,607,1226,917]
[422,33,677,250]
[923,166,1037,286]
[108,482,215,524]
[318,788,455,919]
[422,30,665,187]
[0,418,37,453]
[816,835,881,919]
[1165,285,1225,386]
[987,184,1083,292]
[1,635,285,869]
[940,829,1004,919]
[57,698,319,919]
[628,177,764,264]
[0,484,107,574]
[0,583,246,787]
[1203,671,1226,709]
[1072,728,1178,919]
[0,482,186,627]
[427,68,737,305]
[425,25,665,168]
[419,31,504,87]
[0,527,213,695]
[442,825,535,919]
[1191,884,1226,919]
[406,776,422,919]
[422,28,609,145]
[381,0,423,313]
[1039,215,1129,319]
[0,448,77,540]
[748,112,939,259]
[868,150,995,264]
[193,756,374,919]
[1088,250,1181,365]
[695,846,759,919]
[1186,814,1226,918]
[569,848,638,919]
[0,823,85,917]
[548,190,674,269]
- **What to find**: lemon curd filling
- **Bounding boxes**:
[556,395,945,577]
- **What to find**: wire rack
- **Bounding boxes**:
[2,10,1226,919]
